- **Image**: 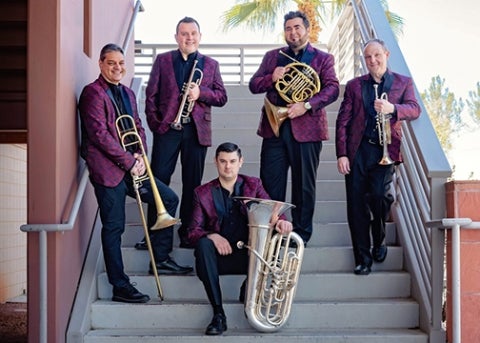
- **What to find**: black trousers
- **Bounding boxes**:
[345,139,394,267]
[149,123,207,244]
[194,237,248,308]
[93,174,178,287]
[260,120,322,243]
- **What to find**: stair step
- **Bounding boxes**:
[117,245,403,275]
[84,328,427,343]
[97,271,411,302]
[84,328,426,343]
[90,299,420,330]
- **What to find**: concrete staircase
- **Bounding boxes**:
[84,85,427,342]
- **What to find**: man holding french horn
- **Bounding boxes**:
[335,39,421,275]
[249,11,340,246]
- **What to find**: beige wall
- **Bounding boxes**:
[0,144,27,303]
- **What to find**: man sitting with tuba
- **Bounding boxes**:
[249,11,339,246]
[186,142,293,335]
[336,39,421,275]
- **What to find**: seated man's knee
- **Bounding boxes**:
[194,237,215,257]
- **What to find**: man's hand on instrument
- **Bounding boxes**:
[275,219,293,235]
[187,82,200,102]
[374,99,394,115]
[131,153,146,176]
[286,102,308,119]
[272,66,287,82]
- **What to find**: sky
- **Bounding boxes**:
[135,0,480,179]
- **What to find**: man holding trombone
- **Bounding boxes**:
[335,39,420,275]
[78,43,191,303]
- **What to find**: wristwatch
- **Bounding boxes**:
[304,101,312,110]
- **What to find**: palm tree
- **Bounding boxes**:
[220,0,403,43]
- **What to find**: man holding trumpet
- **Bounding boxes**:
[335,39,421,275]
[78,43,189,303]
[144,17,227,251]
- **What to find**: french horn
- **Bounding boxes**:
[265,50,321,137]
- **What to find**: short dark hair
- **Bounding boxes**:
[215,142,242,159]
[283,11,310,29]
[99,43,124,61]
[176,16,201,34]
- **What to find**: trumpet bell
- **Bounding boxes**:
[379,155,394,166]
[264,97,288,137]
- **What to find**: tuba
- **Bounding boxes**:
[235,197,304,332]
[265,50,321,137]
[373,84,394,165]
[116,114,181,300]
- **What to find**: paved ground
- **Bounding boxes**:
[0,301,27,343]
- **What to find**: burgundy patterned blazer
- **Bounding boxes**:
[249,43,339,142]
[145,50,227,147]
[336,70,421,164]
[186,174,273,247]
[78,75,147,187]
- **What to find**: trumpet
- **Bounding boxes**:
[373,84,394,165]
[170,59,203,130]
[116,114,181,300]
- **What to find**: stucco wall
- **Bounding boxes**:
[26,0,136,342]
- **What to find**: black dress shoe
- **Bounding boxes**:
[354,264,371,275]
[134,238,148,250]
[149,257,193,275]
[112,283,150,303]
[205,313,227,335]
[372,245,388,263]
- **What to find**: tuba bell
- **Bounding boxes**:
[265,50,321,137]
[235,197,304,332]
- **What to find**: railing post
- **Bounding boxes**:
[39,230,47,343]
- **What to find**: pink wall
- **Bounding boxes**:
[445,180,480,343]
[27,0,136,342]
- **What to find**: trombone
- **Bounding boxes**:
[115,114,181,300]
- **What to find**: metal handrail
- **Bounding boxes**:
[20,2,145,342]
[20,164,89,343]
[122,0,144,52]
[426,219,480,343]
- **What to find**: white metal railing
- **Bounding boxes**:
[134,43,326,85]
